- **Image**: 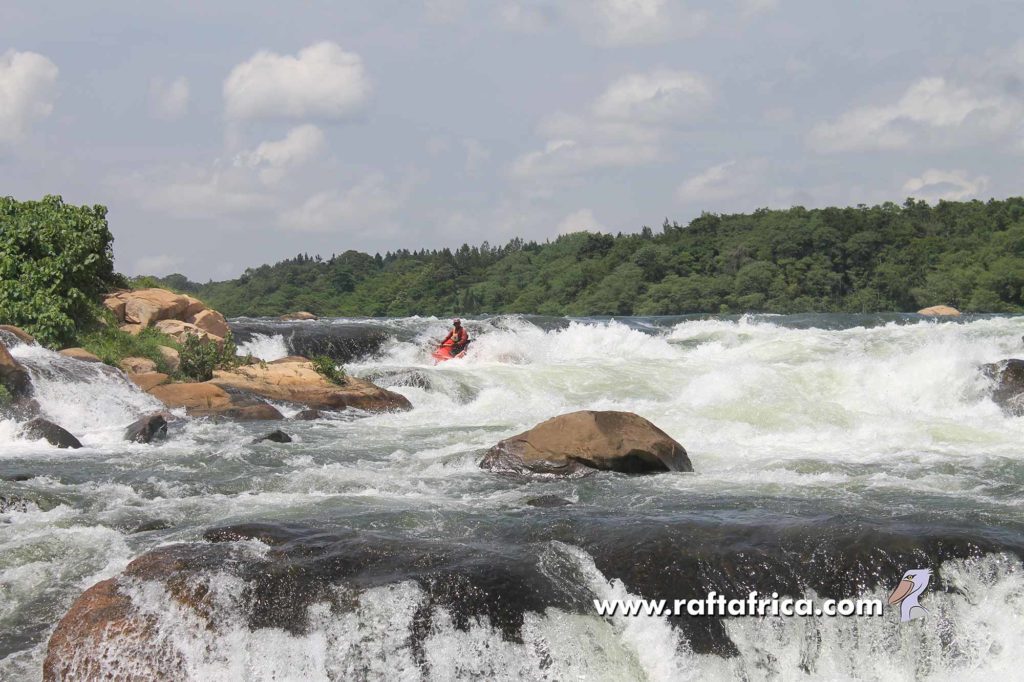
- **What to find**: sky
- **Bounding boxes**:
[2,0,1023,281]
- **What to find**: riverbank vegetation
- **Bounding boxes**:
[154,197,1024,317]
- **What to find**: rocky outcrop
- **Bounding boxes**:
[254,429,292,444]
[0,341,32,399]
[280,311,317,321]
[58,348,102,363]
[982,359,1024,415]
[210,362,411,412]
[128,372,170,392]
[918,305,961,316]
[148,383,283,420]
[0,325,36,345]
[153,319,222,345]
[480,410,692,476]
[294,409,322,420]
[124,413,169,443]
[187,309,229,339]
[157,345,180,372]
[22,418,82,449]
[119,356,158,374]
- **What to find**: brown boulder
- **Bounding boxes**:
[120,356,158,374]
[187,308,230,339]
[120,323,145,336]
[154,319,223,345]
[119,288,191,327]
[22,418,82,449]
[183,296,206,318]
[148,382,283,420]
[280,311,317,321]
[128,372,170,392]
[0,325,36,345]
[982,359,1024,415]
[1,342,32,398]
[918,305,960,316]
[58,347,102,363]
[157,345,180,372]
[480,410,692,476]
[210,362,411,412]
[102,296,127,323]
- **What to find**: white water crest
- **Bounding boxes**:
[236,333,289,362]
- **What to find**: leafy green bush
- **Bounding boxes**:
[77,323,177,373]
[178,332,240,381]
[0,196,125,347]
[311,355,346,385]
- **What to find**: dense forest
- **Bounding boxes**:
[149,198,1024,317]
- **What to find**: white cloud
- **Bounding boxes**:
[280,175,415,233]
[463,138,490,174]
[133,254,184,276]
[500,0,706,46]
[808,76,1021,153]
[513,69,711,179]
[902,169,989,203]
[223,42,370,121]
[0,49,58,143]
[149,76,189,121]
[234,124,326,183]
[737,0,779,19]
[557,208,605,235]
[676,159,770,204]
[114,162,275,219]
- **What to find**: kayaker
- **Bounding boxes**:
[440,318,470,355]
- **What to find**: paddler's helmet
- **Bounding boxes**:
[453,318,461,326]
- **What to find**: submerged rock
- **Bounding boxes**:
[0,341,32,398]
[254,429,292,444]
[0,325,36,345]
[525,495,573,507]
[22,418,82,449]
[293,408,322,420]
[124,413,169,443]
[148,382,283,421]
[132,519,172,533]
[210,362,411,412]
[480,410,692,476]
[982,359,1024,415]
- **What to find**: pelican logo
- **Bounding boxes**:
[887,568,932,622]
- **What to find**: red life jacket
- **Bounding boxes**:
[451,326,468,344]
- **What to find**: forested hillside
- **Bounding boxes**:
[153,198,1024,317]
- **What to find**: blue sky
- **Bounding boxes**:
[2,1,1022,279]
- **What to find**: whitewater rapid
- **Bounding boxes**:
[2,314,1023,681]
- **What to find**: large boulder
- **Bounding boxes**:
[128,372,170,392]
[186,309,230,339]
[0,325,36,345]
[113,289,192,327]
[280,311,317,321]
[22,418,82,449]
[148,382,283,420]
[102,295,127,323]
[124,413,169,443]
[154,319,223,345]
[982,359,1024,415]
[119,356,158,374]
[918,305,961,317]
[157,345,180,372]
[210,362,411,412]
[480,410,692,476]
[0,342,32,399]
[58,348,101,363]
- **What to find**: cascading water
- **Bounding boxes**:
[2,314,1023,681]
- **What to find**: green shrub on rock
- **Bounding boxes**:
[312,355,346,385]
[178,332,240,382]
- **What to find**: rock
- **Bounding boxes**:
[132,519,172,533]
[22,418,82,449]
[183,296,206,318]
[154,319,223,345]
[119,356,158,374]
[526,495,573,507]
[115,288,191,327]
[186,308,230,339]
[293,409,322,420]
[254,429,292,444]
[210,362,411,412]
[102,296,127,323]
[119,323,145,336]
[148,382,283,420]
[128,372,170,392]
[269,356,311,364]
[982,359,1024,415]
[0,342,32,398]
[2,397,40,421]
[1,495,33,513]
[124,413,169,443]
[918,305,961,316]
[157,345,180,372]
[0,325,36,345]
[280,311,317,321]
[480,410,692,476]
[58,347,102,363]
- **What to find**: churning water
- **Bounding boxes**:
[2,314,1023,680]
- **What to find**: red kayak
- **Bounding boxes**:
[431,340,470,363]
